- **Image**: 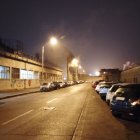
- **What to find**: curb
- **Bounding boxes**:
[0,90,39,100]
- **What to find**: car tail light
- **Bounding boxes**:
[130,99,140,106]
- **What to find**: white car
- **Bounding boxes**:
[99,84,112,99]
[106,83,128,105]
[40,83,53,92]
[95,82,106,93]
[95,82,114,93]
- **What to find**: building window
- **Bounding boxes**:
[0,65,10,79]
[12,68,20,79]
[34,71,39,79]
[28,71,34,79]
[20,70,39,79]
[20,69,28,79]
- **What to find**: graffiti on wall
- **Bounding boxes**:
[28,80,31,86]
[11,79,24,89]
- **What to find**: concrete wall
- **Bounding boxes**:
[0,52,62,91]
[121,66,140,83]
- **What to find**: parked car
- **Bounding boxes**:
[59,82,67,88]
[110,84,140,121]
[92,81,99,89]
[67,81,74,86]
[95,81,115,93]
[99,84,112,99]
[95,82,105,93]
[40,83,53,92]
[73,81,78,85]
[52,82,60,90]
[92,80,104,89]
[106,83,127,105]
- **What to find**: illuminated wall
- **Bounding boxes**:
[0,52,62,91]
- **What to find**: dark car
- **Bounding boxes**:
[52,82,60,90]
[110,84,140,121]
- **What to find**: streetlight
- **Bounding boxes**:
[70,58,79,81]
[78,65,82,69]
[41,37,58,83]
[71,58,79,67]
[95,71,100,76]
[49,37,58,46]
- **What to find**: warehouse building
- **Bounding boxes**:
[0,39,62,91]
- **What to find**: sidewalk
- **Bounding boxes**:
[0,88,40,100]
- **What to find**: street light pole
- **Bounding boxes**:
[41,46,44,84]
[41,37,58,84]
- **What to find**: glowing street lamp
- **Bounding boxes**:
[95,71,100,76]
[49,37,58,46]
[89,73,93,76]
[41,37,58,83]
[70,58,79,80]
[71,58,79,67]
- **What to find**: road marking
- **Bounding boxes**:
[47,98,58,103]
[2,110,33,125]
[43,107,55,110]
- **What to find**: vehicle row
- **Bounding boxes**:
[40,80,84,92]
[92,81,140,121]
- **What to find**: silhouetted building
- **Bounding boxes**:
[100,69,121,82]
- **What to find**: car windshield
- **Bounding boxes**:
[110,85,120,92]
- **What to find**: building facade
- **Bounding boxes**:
[100,69,121,82]
[0,51,62,91]
[121,66,140,83]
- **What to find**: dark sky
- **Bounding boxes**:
[0,0,140,76]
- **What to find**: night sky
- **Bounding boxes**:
[0,0,140,76]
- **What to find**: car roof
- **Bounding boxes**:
[100,84,111,87]
[120,83,140,88]
[112,83,130,86]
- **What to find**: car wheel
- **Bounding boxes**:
[111,110,121,117]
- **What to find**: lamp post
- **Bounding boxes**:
[41,37,58,84]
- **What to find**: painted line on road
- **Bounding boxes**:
[1,110,33,125]
[47,98,58,104]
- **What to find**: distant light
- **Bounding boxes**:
[95,71,100,76]
[49,37,58,46]
[71,58,79,67]
[63,77,67,81]
[83,70,85,73]
[78,65,82,69]
[89,73,93,76]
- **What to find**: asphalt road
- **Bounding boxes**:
[0,83,140,140]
